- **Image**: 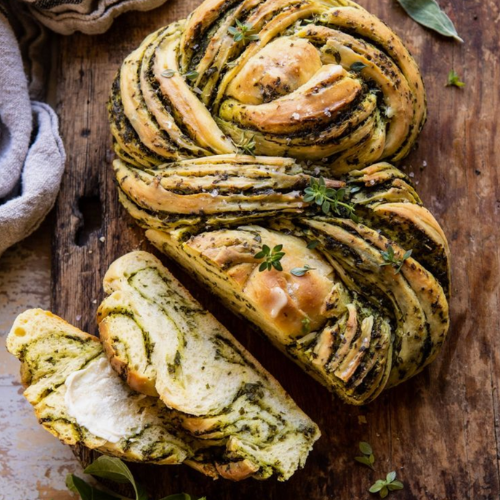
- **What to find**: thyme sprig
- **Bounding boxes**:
[228,20,260,43]
[355,441,375,470]
[446,69,465,88]
[255,244,285,272]
[237,135,256,155]
[380,245,412,274]
[369,471,404,498]
[304,177,358,220]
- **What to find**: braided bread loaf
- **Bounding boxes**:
[108,0,450,405]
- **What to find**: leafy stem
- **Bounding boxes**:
[237,135,256,155]
[380,245,412,274]
[304,177,358,221]
[446,69,465,88]
[254,244,285,272]
[354,441,375,470]
[228,20,260,43]
[369,471,404,498]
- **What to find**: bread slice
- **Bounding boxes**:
[6,309,205,467]
[97,251,320,481]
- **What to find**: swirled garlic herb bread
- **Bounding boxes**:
[6,309,196,466]
[146,164,450,405]
[97,251,320,481]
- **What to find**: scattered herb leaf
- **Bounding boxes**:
[446,69,465,88]
[290,265,316,277]
[304,177,358,221]
[396,0,463,42]
[301,317,311,334]
[306,240,319,250]
[68,457,204,500]
[66,474,119,500]
[355,441,376,470]
[359,441,373,455]
[183,70,199,81]
[161,69,176,78]
[351,61,368,72]
[255,244,285,272]
[380,245,412,274]
[369,471,404,498]
[237,135,256,155]
[84,456,147,500]
[228,19,260,43]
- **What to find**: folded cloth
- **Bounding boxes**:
[0,7,65,256]
[16,0,169,35]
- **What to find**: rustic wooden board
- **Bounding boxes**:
[52,1,500,498]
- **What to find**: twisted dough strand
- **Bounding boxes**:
[109,0,449,404]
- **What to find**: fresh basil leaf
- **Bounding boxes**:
[84,457,147,500]
[66,474,120,500]
[306,240,319,250]
[396,0,463,42]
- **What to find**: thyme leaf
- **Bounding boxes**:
[380,245,413,274]
[161,69,176,78]
[304,177,358,221]
[237,135,256,155]
[255,244,285,272]
[446,69,465,88]
[290,265,316,277]
[228,20,260,43]
[369,471,404,498]
[351,61,368,72]
[355,441,375,471]
[301,317,311,334]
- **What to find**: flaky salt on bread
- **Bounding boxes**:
[97,251,320,481]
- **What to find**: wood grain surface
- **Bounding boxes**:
[51,0,500,499]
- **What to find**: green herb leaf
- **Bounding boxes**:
[301,317,311,334]
[66,474,120,500]
[161,69,176,78]
[446,69,465,88]
[306,240,319,250]
[388,481,404,491]
[229,20,260,43]
[305,177,358,221]
[183,70,199,81]
[359,441,373,455]
[237,135,256,155]
[396,0,463,42]
[369,471,404,497]
[290,265,316,277]
[380,245,412,274]
[355,456,375,470]
[255,244,285,272]
[350,61,368,72]
[84,456,147,500]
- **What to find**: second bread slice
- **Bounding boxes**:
[97,250,320,481]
